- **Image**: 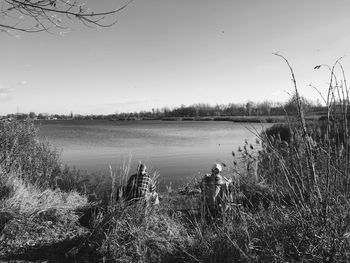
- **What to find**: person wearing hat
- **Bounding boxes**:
[125,163,157,204]
[200,163,231,220]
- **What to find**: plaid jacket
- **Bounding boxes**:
[125,173,156,201]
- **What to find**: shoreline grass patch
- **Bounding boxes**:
[0,176,89,261]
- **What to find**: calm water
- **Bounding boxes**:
[37,120,269,190]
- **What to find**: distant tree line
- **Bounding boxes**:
[112,96,324,120]
[2,96,326,121]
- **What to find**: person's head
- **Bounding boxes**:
[211,163,222,175]
[137,163,147,175]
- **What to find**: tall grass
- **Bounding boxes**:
[250,55,350,261]
[259,55,350,201]
[0,121,91,260]
[0,175,88,260]
[3,176,87,218]
[92,56,350,262]
[0,119,106,195]
[0,120,60,186]
[2,56,350,262]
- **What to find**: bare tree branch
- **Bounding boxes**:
[0,0,133,33]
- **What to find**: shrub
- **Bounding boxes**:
[264,123,292,143]
[0,120,101,194]
[0,120,60,187]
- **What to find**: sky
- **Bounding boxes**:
[1,0,350,115]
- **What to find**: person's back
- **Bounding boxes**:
[125,164,156,203]
[201,174,225,205]
[201,164,230,219]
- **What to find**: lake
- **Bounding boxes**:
[37,120,269,190]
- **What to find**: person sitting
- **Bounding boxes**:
[200,163,231,220]
[124,163,157,205]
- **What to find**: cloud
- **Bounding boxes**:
[0,80,26,100]
[16,80,27,86]
[89,99,157,108]
[110,99,151,106]
[80,99,161,114]
[270,90,283,97]
[270,90,289,101]
[0,85,14,100]
[194,87,205,92]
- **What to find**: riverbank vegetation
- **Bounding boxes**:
[1,59,350,262]
[5,93,325,122]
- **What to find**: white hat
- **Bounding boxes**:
[212,163,222,172]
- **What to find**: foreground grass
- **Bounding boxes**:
[0,176,89,260]
[2,55,350,263]
[0,119,349,262]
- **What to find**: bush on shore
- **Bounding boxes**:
[0,120,60,186]
[0,120,106,194]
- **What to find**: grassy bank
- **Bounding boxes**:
[1,116,350,262]
[1,58,350,261]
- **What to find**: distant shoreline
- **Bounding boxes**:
[34,115,323,123]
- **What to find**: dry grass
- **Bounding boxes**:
[3,176,87,217]
[91,56,350,262]
[2,56,350,262]
[0,175,88,260]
